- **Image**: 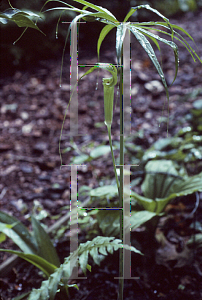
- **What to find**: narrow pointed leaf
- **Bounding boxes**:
[0,249,57,277]
[97,24,115,61]
[129,25,169,107]
[136,23,201,64]
[136,26,179,84]
[31,216,60,267]
[162,22,195,42]
[116,23,129,64]
[0,211,37,254]
[124,7,136,22]
[132,4,171,29]
[45,7,117,24]
[80,63,117,85]
[141,32,161,51]
[72,0,117,19]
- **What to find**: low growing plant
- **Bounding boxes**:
[0,0,202,299]
[88,160,202,235]
[0,211,141,299]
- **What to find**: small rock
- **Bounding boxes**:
[33,142,48,154]
[22,122,34,135]
[60,84,70,91]
[131,85,139,96]
[0,144,13,152]
[43,199,56,209]
[11,199,28,213]
[20,163,33,174]
[20,111,29,120]
[144,80,164,95]
[1,103,18,114]
[25,193,44,201]
[137,71,150,82]
[62,189,70,200]
[38,174,51,181]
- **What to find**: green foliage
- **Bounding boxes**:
[97,210,157,237]
[0,211,142,298]
[142,97,202,163]
[0,211,38,254]
[192,99,202,132]
[88,160,202,237]
[155,0,197,16]
[27,236,141,300]
[90,184,118,198]
[0,9,44,34]
[131,160,202,214]
[0,249,57,278]
[0,212,60,276]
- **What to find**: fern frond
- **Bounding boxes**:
[28,236,142,300]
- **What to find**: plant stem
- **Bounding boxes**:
[118,56,124,300]
[107,125,120,194]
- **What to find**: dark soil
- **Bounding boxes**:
[0,9,202,300]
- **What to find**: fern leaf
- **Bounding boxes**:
[28,236,142,299]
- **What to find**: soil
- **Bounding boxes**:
[0,9,202,300]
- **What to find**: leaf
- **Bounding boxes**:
[97,210,120,236]
[79,250,88,275]
[137,161,202,214]
[80,63,117,85]
[0,232,6,243]
[90,145,111,159]
[90,185,118,198]
[116,23,129,64]
[130,211,158,229]
[97,24,115,61]
[72,154,89,164]
[129,25,169,103]
[169,172,202,196]
[0,9,44,34]
[72,0,117,19]
[48,268,64,300]
[31,216,60,267]
[27,236,140,300]
[141,160,182,200]
[0,211,37,254]
[97,210,158,236]
[133,4,171,29]
[131,192,157,212]
[123,7,137,22]
[136,26,179,84]
[0,249,57,277]
[11,292,30,300]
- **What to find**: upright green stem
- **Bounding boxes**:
[107,125,120,195]
[118,56,124,300]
